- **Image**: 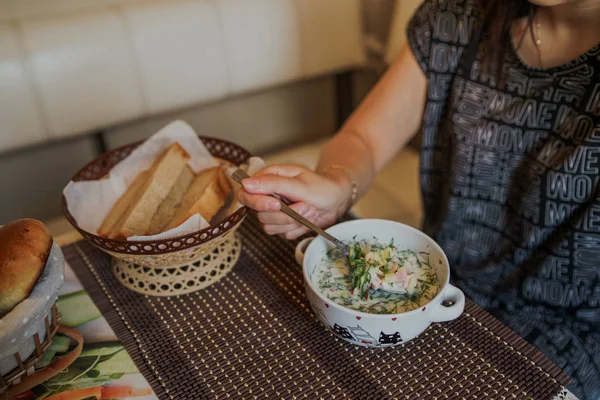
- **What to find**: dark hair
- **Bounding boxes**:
[477,0,535,82]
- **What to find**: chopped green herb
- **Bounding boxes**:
[314,238,439,314]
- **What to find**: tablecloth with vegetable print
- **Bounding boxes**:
[8,263,157,400]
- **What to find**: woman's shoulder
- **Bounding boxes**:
[416,0,481,17]
[407,0,481,75]
[410,0,481,41]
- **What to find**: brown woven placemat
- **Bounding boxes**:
[63,215,572,400]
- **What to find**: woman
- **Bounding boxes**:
[238,0,600,397]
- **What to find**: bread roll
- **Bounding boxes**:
[0,219,52,317]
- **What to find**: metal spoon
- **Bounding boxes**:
[232,169,411,294]
[231,169,351,261]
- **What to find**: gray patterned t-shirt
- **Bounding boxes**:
[407,1,600,398]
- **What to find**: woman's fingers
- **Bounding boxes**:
[263,223,299,235]
[254,164,305,178]
[236,189,281,212]
[282,226,310,240]
[257,211,293,225]
[241,174,306,200]
[235,163,325,241]
[256,203,313,225]
[258,202,316,237]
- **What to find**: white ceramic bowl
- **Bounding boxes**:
[296,219,464,348]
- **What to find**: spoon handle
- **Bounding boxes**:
[231,169,348,251]
[277,202,343,246]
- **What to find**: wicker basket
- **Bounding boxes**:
[0,305,60,394]
[62,137,251,296]
[0,243,64,395]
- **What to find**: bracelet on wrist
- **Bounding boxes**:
[321,164,358,206]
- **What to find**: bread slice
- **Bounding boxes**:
[166,166,232,229]
[146,165,195,235]
[98,169,151,238]
[99,143,191,240]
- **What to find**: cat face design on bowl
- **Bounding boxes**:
[309,300,404,347]
[298,219,465,348]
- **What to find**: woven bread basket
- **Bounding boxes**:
[0,243,64,395]
[62,137,251,296]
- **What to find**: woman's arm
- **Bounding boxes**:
[317,43,428,206]
[238,43,428,238]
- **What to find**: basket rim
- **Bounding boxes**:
[61,136,251,255]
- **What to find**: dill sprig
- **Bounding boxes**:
[348,244,372,299]
[316,238,439,314]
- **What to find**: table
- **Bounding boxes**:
[39,219,578,400]
[49,231,158,400]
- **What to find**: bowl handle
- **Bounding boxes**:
[430,284,465,322]
[294,237,314,266]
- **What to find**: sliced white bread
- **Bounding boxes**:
[146,166,195,235]
[166,166,232,229]
[98,168,151,238]
[99,143,191,240]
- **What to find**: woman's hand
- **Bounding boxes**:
[237,43,427,240]
[237,164,351,239]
